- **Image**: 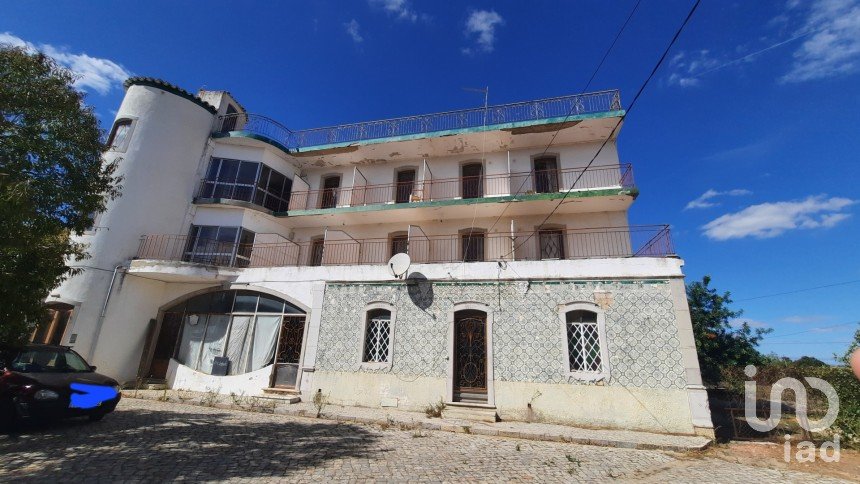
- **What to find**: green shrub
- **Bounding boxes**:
[719,364,860,448]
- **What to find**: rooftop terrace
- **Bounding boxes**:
[213,89,624,153]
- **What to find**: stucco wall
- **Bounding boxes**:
[311,279,694,433]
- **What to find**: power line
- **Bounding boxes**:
[501,0,702,259]
[736,279,860,302]
[485,0,643,234]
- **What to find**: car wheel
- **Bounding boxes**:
[87,412,105,422]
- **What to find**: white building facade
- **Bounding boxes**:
[42,78,713,436]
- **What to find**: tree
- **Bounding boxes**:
[687,276,771,385]
[0,46,119,346]
[835,325,860,365]
[794,356,828,367]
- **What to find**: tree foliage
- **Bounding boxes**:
[835,325,860,365]
[0,46,119,345]
[687,275,771,385]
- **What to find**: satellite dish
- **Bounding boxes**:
[388,253,411,278]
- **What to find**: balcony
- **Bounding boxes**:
[212,90,623,153]
[286,164,634,214]
[135,225,673,269]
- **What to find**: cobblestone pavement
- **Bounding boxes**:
[0,399,849,483]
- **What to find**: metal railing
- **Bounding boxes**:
[135,225,672,269]
[214,90,622,150]
[287,164,634,211]
[214,113,294,150]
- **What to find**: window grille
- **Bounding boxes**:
[363,311,391,363]
[566,310,602,373]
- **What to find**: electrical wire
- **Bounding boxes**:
[501,0,702,259]
[485,0,643,234]
[735,279,860,302]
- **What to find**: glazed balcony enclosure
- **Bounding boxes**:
[136,225,673,269]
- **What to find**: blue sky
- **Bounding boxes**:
[3,0,858,362]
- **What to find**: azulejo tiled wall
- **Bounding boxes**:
[315,279,686,389]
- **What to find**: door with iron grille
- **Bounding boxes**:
[272,315,306,388]
[453,310,488,403]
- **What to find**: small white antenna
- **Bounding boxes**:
[388,253,411,279]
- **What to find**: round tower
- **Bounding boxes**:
[49,78,217,375]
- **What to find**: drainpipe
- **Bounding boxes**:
[87,264,125,360]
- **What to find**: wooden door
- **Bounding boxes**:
[147,312,183,380]
[453,310,488,403]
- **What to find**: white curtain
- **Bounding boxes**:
[199,315,229,374]
[225,316,251,375]
[249,315,281,371]
[177,315,206,370]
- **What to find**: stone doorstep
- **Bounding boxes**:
[441,403,499,423]
[123,392,711,453]
[261,388,302,403]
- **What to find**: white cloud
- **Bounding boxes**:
[730,318,770,329]
[781,0,860,83]
[702,195,856,240]
[368,0,423,22]
[783,315,831,324]
[685,188,752,210]
[0,32,130,95]
[344,19,364,43]
[667,50,720,87]
[462,10,504,54]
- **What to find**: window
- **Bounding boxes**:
[184,225,255,267]
[107,119,133,151]
[168,290,305,376]
[461,229,485,262]
[199,158,292,212]
[360,304,395,367]
[538,228,565,260]
[561,304,609,380]
[31,303,74,346]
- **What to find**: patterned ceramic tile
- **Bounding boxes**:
[315,280,687,389]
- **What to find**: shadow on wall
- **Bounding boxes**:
[0,407,381,480]
[406,272,433,310]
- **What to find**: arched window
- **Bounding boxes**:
[361,303,395,367]
[155,290,305,377]
[107,118,133,151]
[560,303,609,380]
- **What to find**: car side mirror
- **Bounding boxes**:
[90,365,97,372]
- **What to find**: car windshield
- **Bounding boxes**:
[10,348,92,373]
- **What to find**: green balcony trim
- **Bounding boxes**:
[274,187,637,218]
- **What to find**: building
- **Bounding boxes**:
[41,77,713,436]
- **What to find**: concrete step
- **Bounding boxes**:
[442,403,499,423]
[262,388,301,404]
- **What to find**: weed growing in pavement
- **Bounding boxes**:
[312,389,329,418]
[200,389,219,407]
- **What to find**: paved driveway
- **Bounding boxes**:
[0,399,848,483]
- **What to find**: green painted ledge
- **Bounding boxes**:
[274,187,638,218]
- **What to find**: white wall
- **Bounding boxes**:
[51,83,216,363]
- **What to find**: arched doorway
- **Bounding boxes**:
[453,309,488,403]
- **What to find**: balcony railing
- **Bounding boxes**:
[288,164,634,211]
[135,225,672,269]
[214,90,622,151]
